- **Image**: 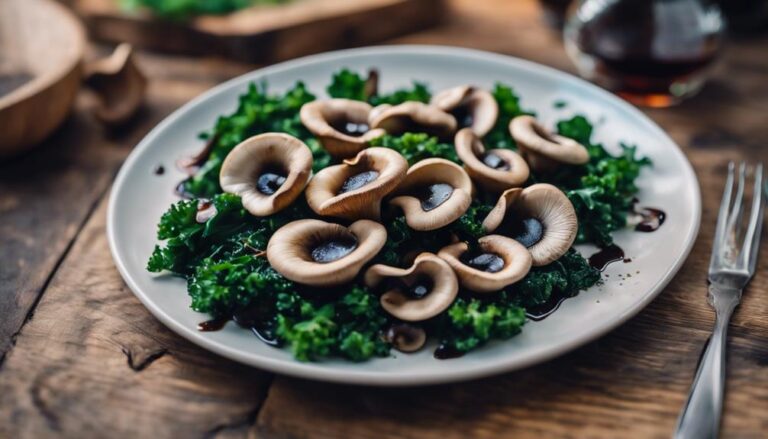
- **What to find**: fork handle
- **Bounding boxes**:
[674,285,740,439]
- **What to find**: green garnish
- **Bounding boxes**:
[121,0,289,20]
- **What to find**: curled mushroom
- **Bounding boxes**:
[438,235,532,293]
[266,219,387,287]
[389,158,473,231]
[431,85,498,137]
[300,99,387,158]
[219,133,313,216]
[370,102,457,140]
[482,183,578,266]
[365,253,459,322]
[454,128,529,192]
[305,147,408,220]
[509,115,589,172]
[385,323,427,353]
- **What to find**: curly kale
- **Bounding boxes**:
[484,83,535,150]
[180,82,329,198]
[326,69,431,105]
[370,132,459,165]
[437,249,599,353]
[547,115,652,246]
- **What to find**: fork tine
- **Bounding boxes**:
[711,162,735,270]
[726,162,747,246]
[742,163,765,273]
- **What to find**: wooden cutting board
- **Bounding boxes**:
[72,0,445,62]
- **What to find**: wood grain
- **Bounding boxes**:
[74,0,446,62]
[0,198,272,438]
[1,0,768,438]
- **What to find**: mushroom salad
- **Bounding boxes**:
[148,69,653,362]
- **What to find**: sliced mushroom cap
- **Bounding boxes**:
[385,323,427,353]
[305,147,408,220]
[364,253,459,322]
[431,85,498,137]
[482,183,578,266]
[266,219,387,287]
[437,235,532,293]
[300,99,387,158]
[370,102,457,140]
[219,133,313,216]
[389,158,473,231]
[509,115,590,172]
[454,128,529,192]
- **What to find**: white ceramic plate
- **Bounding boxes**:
[108,46,700,386]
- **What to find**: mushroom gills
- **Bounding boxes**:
[505,217,544,248]
[413,183,454,211]
[311,235,358,263]
[256,167,288,195]
[451,105,474,129]
[481,152,510,170]
[339,170,379,194]
[385,323,427,353]
[330,119,370,137]
[386,275,434,299]
[460,251,505,273]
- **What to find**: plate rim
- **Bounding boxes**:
[107,45,702,386]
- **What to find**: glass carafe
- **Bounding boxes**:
[564,0,725,107]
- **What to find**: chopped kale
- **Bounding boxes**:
[484,83,535,150]
[370,132,459,165]
[326,69,431,105]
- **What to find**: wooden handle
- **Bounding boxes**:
[83,43,147,126]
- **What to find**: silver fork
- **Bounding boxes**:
[674,162,765,439]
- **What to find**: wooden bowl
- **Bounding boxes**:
[0,0,146,158]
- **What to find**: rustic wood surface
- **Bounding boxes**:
[1,0,767,437]
[74,0,445,62]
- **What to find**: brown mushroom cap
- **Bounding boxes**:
[305,147,408,220]
[266,219,387,287]
[482,183,578,266]
[437,235,532,293]
[300,99,387,158]
[431,85,498,137]
[509,115,589,172]
[219,133,313,217]
[454,128,529,192]
[370,102,457,140]
[389,158,474,231]
[364,253,459,322]
[385,323,427,353]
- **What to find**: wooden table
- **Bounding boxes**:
[2,1,767,437]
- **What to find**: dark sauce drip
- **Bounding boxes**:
[0,72,33,96]
[196,199,217,223]
[588,244,626,271]
[198,318,228,331]
[385,323,426,353]
[154,165,165,175]
[461,252,505,273]
[526,292,575,321]
[635,207,666,232]
[339,170,379,194]
[434,344,465,360]
[506,217,544,248]
[414,183,454,212]
[451,105,474,129]
[256,172,287,195]
[311,236,358,263]
[332,120,370,137]
[232,307,281,347]
[481,152,510,170]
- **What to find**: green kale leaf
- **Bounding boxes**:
[326,69,431,105]
[484,83,535,150]
[370,132,459,165]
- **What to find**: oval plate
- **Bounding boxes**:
[108,46,701,386]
